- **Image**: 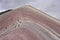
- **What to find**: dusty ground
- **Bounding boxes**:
[0,6,60,40]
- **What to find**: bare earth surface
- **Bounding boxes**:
[0,6,60,40]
